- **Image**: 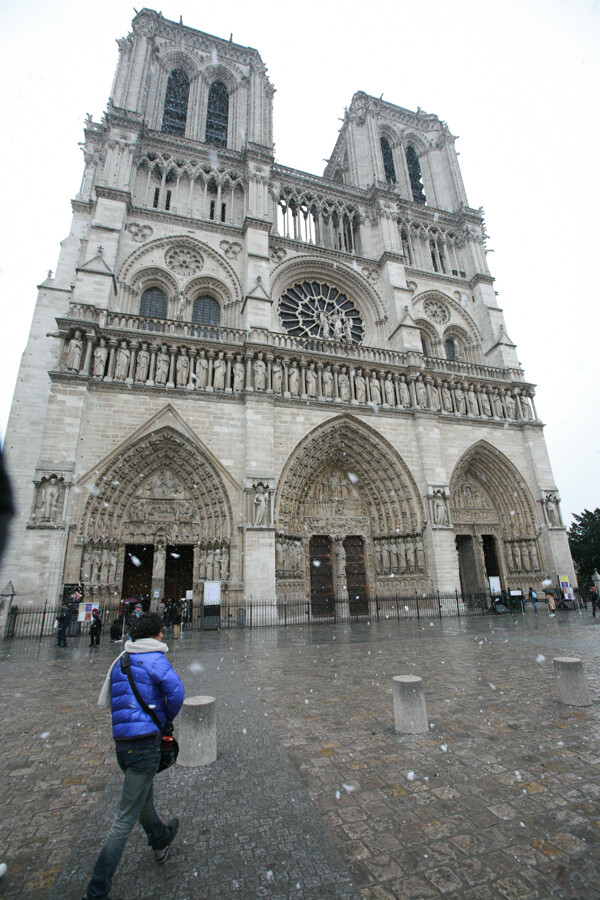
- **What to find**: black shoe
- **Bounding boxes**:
[154,818,179,864]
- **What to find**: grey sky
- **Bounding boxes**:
[1,0,598,525]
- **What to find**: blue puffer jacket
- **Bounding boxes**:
[111,650,185,739]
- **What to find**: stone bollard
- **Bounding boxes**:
[177,695,217,767]
[392,675,429,734]
[553,657,592,707]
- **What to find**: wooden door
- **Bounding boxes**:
[344,535,368,616]
[309,535,334,616]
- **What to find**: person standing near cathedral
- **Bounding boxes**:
[83,612,184,899]
[89,608,102,647]
[172,599,183,639]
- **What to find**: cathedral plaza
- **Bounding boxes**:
[1,612,599,899]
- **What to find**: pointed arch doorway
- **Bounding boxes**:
[450,442,543,596]
[276,416,427,612]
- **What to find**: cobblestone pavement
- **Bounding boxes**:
[1,608,600,899]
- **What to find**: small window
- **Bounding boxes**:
[444,338,457,361]
[140,287,168,319]
[380,137,396,184]
[165,190,171,211]
[162,68,190,136]
[192,295,220,327]
[153,188,160,209]
[209,200,216,220]
[205,81,229,147]
[406,145,426,205]
[221,203,226,222]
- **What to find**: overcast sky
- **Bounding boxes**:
[1,0,599,526]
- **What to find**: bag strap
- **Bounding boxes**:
[120,652,165,735]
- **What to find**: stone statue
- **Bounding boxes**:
[512,542,521,570]
[381,542,391,572]
[384,374,395,406]
[233,355,245,391]
[416,540,425,570]
[546,494,560,526]
[332,312,344,341]
[66,331,83,372]
[252,485,268,526]
[399,378,410,407]
[92,338,108,378]
[114,341,130,381]
[213,352,226,390]
[306,364,317,397]
[369,372,381,405]
[196,350,208,388]
[288,363,299,396]
[276,539,285,571]
[41,476,61,521]
[455,387,467,415]
[272,359,283,393]
[505,393,516,419]
[322,367,333,398]
[492,393,503,417]
[416,380,427,408]
[529,543,539,570]
[433,491,448,526]
[521,542,530,571]
[338,369,350,402]
[397,540,407,571]
[253,353,267,390]
[318,310,330,339]
[344,316,353,342]
[441,384,453,413]
[480,392,492,417]
[405,540,415,571]
[467,387,479,416]
[355,370,367,403]
[430,382,441,411]
[135,342,150,382]
[155,348,169,385]
[176,349,189,387]
[520,395,533,420]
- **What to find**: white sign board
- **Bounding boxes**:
[203,581,221,606]
[186,590,193,600]
[488,576,501,596]
[78,602,99,622]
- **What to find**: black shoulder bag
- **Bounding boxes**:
[120,653,179,772]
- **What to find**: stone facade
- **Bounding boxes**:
[1,10,576,610]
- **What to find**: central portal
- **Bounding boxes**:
[344,535,368,616]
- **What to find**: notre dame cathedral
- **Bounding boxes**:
[1,9,575,615]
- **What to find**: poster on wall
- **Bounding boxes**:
[203,581,221,606]
[78,601,99,622]
[488,576,501,596]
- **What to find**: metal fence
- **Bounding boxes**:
[2,591,581,640]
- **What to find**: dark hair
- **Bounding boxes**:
[129,612,164,641]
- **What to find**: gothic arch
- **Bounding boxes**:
[118,235,242,304]
[449,441,538,537]
[412,289,483,359]
[276,415,424,536]
[79,425,234,545]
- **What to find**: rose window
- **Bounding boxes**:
[423,298,450,325]
[164,247,204,277]
[278,281,364,343]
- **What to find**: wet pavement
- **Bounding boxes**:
[1,606,600,899]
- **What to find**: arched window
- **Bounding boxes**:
[192,295,220,326]
[400,226,413,265]
[140,287,168,319]
[406,145,426,205]
[380,137,396,184]
[162,69,190,136]
[205,81,229,147]
[444,338,457,361]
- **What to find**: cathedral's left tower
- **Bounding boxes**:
[1,9,276,605]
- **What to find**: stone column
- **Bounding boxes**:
[224,353,232,392]
[148,344,157,385]
[105,340,118,382]
[188,350,197,390]
[81,332,95,375]
[167,348,176,388]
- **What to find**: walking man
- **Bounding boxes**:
[89,608,102,647]
[56,602,70,647]
[528,586,538,612]
[83,612,185,899]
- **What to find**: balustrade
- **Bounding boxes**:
[56,322,538,425]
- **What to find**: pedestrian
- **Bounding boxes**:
[83,612,185,899]
[546,590,556,617]
[56,602,70,647]
[89,608,102,647]
[110,618,123,642]
[172,599,183,639]
[127,602,143,640]
[590,584,599,618]
[528,586,538,612]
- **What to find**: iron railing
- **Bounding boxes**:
[2,591,580,640]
